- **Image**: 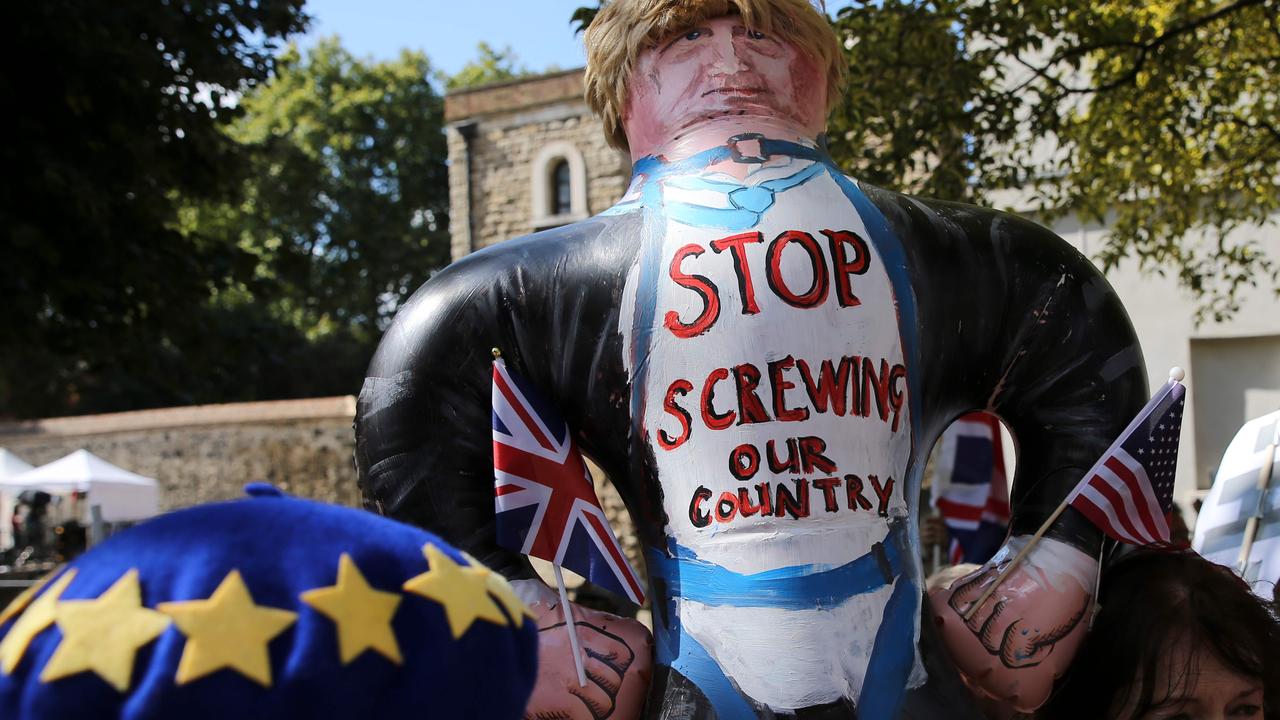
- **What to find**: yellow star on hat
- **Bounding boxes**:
[158,570,297,687]
[485,571,535,625]
[301,554,402,665]
[40,569,170,691]
[0,567,62,628]
[402,544,507,639]
[0,569,78,674]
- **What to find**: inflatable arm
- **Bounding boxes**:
[875,190,1149,551]
[355,221,656,719]
[354,221,638,581]
[874,190,1148,711]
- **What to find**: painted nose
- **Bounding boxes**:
[709,32,751,73]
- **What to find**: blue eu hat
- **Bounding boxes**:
[0,484,538,719]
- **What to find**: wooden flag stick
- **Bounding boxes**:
[1086,539,1106,630]
[1237,432,1278,575]
[961,499,1069,622]
[553,564,588,687]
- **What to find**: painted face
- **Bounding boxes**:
[1123,649,1263,720]
[623,15,828,153]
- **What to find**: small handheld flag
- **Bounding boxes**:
[1066,370,1186,545]
[490,353,646,605]
[960,368,1188,621]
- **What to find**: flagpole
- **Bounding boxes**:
[1087,541,1105,629]
[1237,426,1278,575]
[553,564,589,687]
[961,500,1069,621]
[961,367,1185,622]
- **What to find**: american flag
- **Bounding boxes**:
[933,412,1011,564]
[491,358,645,604]
[1067,379,1186,545]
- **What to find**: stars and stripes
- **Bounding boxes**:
[491,358,646,605]
[1067,378,1186,545]
[932,412,1010,564]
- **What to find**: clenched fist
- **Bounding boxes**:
[515,581,653,720]
[928,536,1097,713]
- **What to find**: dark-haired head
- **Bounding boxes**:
[1038,548,1278,720]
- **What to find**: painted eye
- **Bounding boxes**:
[747,29,767,40]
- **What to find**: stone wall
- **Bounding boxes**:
[0,397,362,511]
[444,69,630,261]
[0,396,645,595]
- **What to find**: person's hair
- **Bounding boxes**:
[582,0,845,150]
[1039,549,1279,720]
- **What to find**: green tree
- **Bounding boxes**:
[230,39,449,337]
[831,0,1279,321]
[1,0,308,419]
[1,24,449,419]
[574,0,1280,320]
[447,42,532,90]
[828,1,1020,203]
[178,38,452,398]
[571,5,603,36]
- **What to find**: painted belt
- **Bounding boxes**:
[646,519,909,611]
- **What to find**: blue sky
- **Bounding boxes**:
[299,1,855,81]
[300,0,593,79]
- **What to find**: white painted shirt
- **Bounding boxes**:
[621,156,916,710]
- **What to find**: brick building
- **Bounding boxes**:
[444,68,629,260]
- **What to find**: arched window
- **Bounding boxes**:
[531,141,587,230]
[552,160,572,217]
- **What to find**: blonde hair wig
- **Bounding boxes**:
[583,0,845,150]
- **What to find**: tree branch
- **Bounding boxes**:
[1046,0,1265,66]
[1002,0,1269,97]
[1230,113,1280,146]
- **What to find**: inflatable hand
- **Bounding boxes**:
[928,536,1096,713]
[514,580,653,720]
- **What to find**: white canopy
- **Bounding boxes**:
[0,449,34,479]
[0,449,160,522]
[1193,410,1280,599]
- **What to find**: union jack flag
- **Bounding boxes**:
[491,358,646,604]
[932,412,1011,564]
[1067,378,1186,545]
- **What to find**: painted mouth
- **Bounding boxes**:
[702,86,768,97]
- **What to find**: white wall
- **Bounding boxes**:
[1045,211,1280,518]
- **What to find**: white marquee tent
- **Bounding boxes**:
[0,449,159,522]
[0,449,33,479]
[0,449,35,546]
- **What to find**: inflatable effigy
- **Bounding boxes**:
[356,1,1148,717]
